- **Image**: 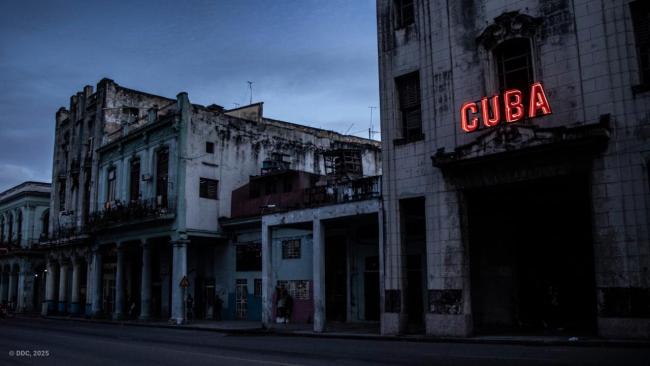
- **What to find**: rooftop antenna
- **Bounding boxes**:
[344,123,354,135]
[247,81,254,105]
[368,106,378,140]
[233,102,240,108]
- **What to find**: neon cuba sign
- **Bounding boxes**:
[460,82,552,132]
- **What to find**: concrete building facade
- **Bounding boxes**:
[0,181,51,313]
[377,0,650,338]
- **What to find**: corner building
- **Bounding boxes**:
[377,0,650,338]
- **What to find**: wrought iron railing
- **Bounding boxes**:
[304,176,381,206]
[86,196,176,230]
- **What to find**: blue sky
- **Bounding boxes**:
[0,0,379,191]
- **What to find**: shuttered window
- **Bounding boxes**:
[199,177,219,199]
[631,1,650,86]
[396,71,422,141]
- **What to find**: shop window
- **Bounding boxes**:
[205,141,214,154]
[396,71,422,142]
[631,1,650,88]
[199,178,219,200]
[494,38,534,94]
[282,239,301,259]
[106,168,116,203]
[236,243,262,271]
[277,280,311,300]
[394,0,415,29]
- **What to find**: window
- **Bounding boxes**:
[129,158,140,202]
[494,38,534,94]
[156,148,169,207]
[282,239,301,259]
[205,141,214,154]
[107,168,116,203]
[59,179,66,211]
[394,0,415,29]
[122,107,139,124]
[396,71,422,141]
[277,280,311,300]
[236,243,262,271]
[199,178,219,199]
[41,210,49,239]
[631,1,650,87]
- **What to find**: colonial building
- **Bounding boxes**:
[40,78,381,326]
[0,181,51,312]
[377,0,650,338]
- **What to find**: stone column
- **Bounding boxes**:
[91,249,103,317]
[42,260,57,315]
[170,239,188,325]
[0,271,6,304]
[58,261,68,313]
[7,270,17,311]
[313,219,326,333]
[139,240,152,321]
[261,222,273,327]
[70,258,81,315]
[113,243,125,320]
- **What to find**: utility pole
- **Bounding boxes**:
[247,81,254,105]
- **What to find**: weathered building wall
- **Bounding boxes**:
[378,0,650,338]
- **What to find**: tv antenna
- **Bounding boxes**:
[247,81,254,105]
[368,106,379,140]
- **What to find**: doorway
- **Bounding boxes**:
[468,176,597,334]
[400,197,426,330]
[325,234,347,322]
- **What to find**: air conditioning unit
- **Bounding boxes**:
[141,174,152,181]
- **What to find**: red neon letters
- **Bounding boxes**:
[460,82,552,132]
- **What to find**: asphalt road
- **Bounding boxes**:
[0,317,648,366]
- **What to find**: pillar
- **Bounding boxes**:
[170,239,188,325]
[0,270,5,304]
[261,222,273,327]
[7,270,17,310]
[42,260,57,315]
[91,249,103,317]
[85,254,93,316]
[313,219,326,332]
[16,266,25,312]
[70,258,81,315]
[139,240,152,321]
[58,261,68,313]
[113,244,125,320]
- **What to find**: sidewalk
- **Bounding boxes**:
[15,313,650,348]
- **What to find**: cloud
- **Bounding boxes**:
[0,163,49,192]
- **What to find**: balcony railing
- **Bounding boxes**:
[305,176,381,207]
[87,196,176,230]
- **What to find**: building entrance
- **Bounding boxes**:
[467,176,597,334]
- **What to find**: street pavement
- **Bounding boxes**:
[0,317,648,365]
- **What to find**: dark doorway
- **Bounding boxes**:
[364,256,380,321]
[400,197,426,329]
[325,234,347,322]
[468,176,597,334]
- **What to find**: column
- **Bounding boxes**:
[113,244,125,320]
[139,240,152,321]
[7,270,16,311]
[0,271,5,304]
[313,219,326,333]
[261,222,273,327]
[85,254,93,316]
[170,239,188,325]
[70,258,81,315]
[42,260,57,315]
[58,261,68,313]
[16,265,25,312]
[91,249,103,317]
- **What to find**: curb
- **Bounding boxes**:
[15,314,650,348]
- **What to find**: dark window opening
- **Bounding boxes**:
[59,179,66,211]
[122,107,139,124]
[199,178,219,199]
[129,158,140,202]
[494,38,534,94]
[106,168,117,203]
[236,244,262,271]
[631,1,650,87]
[205,141,215,154]
[156,148,169,207]
[282,239,301,259]
[396,71,422,142]
[395,0,415,29]
[41,211,49,239]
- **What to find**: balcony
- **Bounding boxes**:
[305,176,381,207]
[87,196,176,231]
